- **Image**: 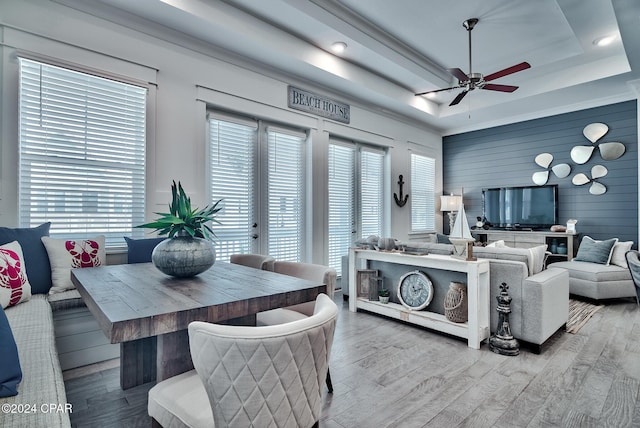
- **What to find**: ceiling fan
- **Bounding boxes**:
[416,18,531,106]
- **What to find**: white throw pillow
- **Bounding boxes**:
[487,240,506,248]
[610,241,633,269]
[41,236,106,294]
[527,245,548,275]
[0,241,32,308]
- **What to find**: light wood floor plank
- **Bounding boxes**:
[599,375,639,428]
[493,348,577,428]
[526,330,610,427]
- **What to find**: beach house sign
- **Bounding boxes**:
[287,86,350,124]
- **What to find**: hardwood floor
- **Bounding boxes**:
[64,292,640,427]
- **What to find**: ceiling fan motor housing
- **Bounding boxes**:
[463,18,479,31]
[468,73,483,83]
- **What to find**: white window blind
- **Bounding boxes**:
[410,153,436,232]
[267,128,306,262]
[360,148,384,239]
[328,143,355,276]
[327,140,386,275]
[18,58,147,247]
[208,116,257,262]
[207,115,307,263]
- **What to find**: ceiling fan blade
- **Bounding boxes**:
[449,90,468,106]
[482,83,519,93]
[483,62,531,82]
[415,85,462,96]
[447,68,469,82]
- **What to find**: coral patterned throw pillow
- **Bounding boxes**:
[41,236,106,294]
[0,241,32,308]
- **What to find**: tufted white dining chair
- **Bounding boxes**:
[256,260,337,392]
[257,261,336,321]
[229,253,275,271]
[148,293,337,428]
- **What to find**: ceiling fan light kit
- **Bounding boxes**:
[416,18,531,106]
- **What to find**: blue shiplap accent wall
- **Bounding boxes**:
[443,101,637,244]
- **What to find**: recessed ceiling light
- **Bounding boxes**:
[593,35,617,46]
[330,42,347,54]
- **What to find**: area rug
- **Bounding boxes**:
[566,299,604,334]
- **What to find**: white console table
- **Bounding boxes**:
[348,248,490,349]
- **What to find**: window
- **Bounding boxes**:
[328,141,386,275]
[18,58,147,247]
[410,153,436,232]
[208,114,307,262]
[328,144,355,276]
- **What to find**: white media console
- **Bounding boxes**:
[471,229,579,264]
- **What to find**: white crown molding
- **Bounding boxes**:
[627,79,640,96]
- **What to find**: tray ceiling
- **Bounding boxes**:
[60,0,640,134]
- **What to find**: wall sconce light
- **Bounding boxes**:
[440,194,462,232]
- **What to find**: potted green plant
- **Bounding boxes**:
[378,287,390,304]
[137,181,222,277]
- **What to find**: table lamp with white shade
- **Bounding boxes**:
[440,194,462,233]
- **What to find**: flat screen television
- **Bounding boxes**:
[482,185,558,230]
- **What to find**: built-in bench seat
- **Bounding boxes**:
[0,225,128,427]
[1,295,71,428]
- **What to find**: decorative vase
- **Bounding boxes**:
[151,234,216,278]
[379,296,390,304]
[444,282,468,323]
[557,242,567,255]
[551,239,558,254]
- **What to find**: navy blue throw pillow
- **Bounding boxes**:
[124,237,166,264]
[0,223,52,294]
[574,236,618,265]
[436,233,452,244]
[0,306,22,397]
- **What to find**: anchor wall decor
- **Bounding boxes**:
[393,174,409,207]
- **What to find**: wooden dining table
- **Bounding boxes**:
[70,262,327,389]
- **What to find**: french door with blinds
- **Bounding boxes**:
[208,113,307,262]
[328,140,386,275]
